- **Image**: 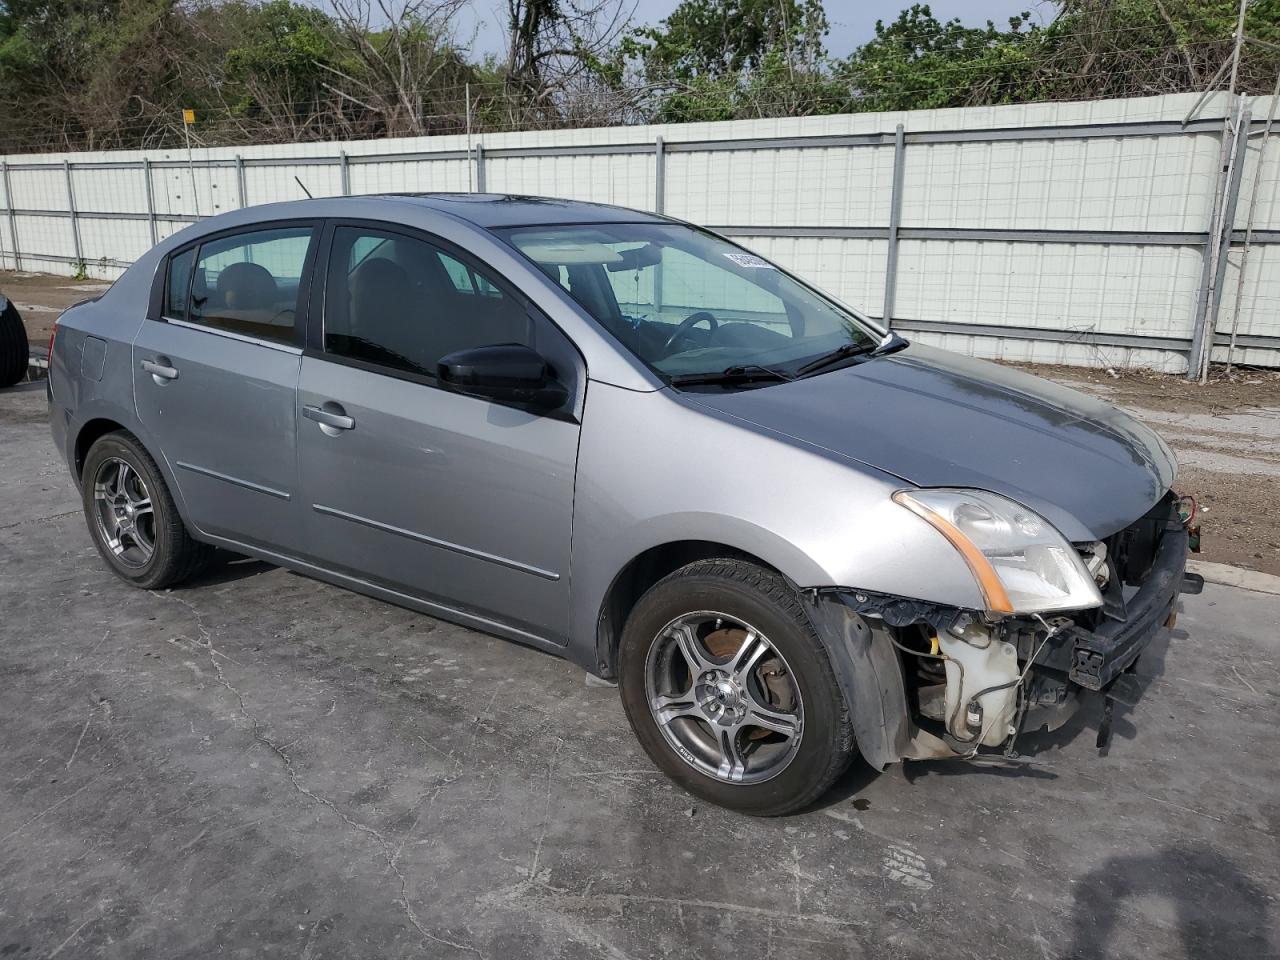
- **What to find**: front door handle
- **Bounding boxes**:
[303,403,355,432]
[141,358,178,382]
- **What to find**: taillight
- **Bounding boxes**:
[48,319,58,363]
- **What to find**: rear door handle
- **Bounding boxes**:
[303,403,355,432]
[141,358,178,382]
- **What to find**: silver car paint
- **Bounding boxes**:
[684,343,1177,542]
[567,380,984,661]
[133,320,305,552]
[48,195,1172,683]
[296,354,580,640]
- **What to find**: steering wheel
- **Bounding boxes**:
[663,311,718,354]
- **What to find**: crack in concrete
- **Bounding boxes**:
[153,589,486,960]
[0,508,80,531]
[528,738,564,882]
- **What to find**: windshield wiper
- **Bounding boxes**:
[795,332,909,378]
[794,342,874,377]
[667,364,794,388]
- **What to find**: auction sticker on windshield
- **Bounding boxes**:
[724,253,775,269]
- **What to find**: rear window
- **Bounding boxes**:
[176,227,315,345]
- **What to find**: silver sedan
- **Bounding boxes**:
[47,194,1196,815]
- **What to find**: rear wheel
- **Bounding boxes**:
[618,558,855,816]
[81,432,211,589]
[0,298,28,388]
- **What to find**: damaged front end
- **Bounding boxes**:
[805,492,1202,768]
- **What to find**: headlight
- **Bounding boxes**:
[893,488,1103,616]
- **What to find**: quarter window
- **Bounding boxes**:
[165,247,195,320]
[323,227,533,378]
[183,227,315,345]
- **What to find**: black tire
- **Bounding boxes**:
[81,431,211,589]
[0,299,28,388]
[618,558,855,816]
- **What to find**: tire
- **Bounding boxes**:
[81,431,211,589]
[0,298,28,388]
[618,558,855,816]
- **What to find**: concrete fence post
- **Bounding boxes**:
[475,143,486,193]
[340,151,351,196]
[1,160,19,271]
[654,135,666,214]
[64,159,83,269]
[142,158,158,246]
[1188,99,1251,380]
[235,155,248,209]
[882,123,907,325]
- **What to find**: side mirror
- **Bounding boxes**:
[437,344,568,409]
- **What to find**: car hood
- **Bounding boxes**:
[683,343,1176,541]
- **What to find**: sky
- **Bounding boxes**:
[451,0,1059,62]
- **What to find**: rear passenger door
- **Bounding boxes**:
[133,223,318,552]
[295,222,583,643]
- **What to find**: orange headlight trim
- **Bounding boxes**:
[893,491,1015,616]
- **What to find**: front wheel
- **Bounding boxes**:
[618,559,855,816]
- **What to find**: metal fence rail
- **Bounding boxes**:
[2,96,1278,373]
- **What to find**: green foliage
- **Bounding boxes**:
[1,0,1278,152]
[622,0,840,121]
[624,0,829,82]
[217,0,340,113]
[0,0,177,148]
[835,5,1043,112]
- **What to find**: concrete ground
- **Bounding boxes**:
[1035,365,1280,577]
[2,383,1279,960]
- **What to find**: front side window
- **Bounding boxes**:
[323,226,533,378]
[186,226,315,345]
[499,223,875,382]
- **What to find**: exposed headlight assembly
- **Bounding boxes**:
[893,488,1103,616]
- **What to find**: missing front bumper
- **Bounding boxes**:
[1064,524,1190,692]
[809,517,1196,764]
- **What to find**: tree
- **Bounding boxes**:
[500,0,635,126]
[835,4,1042,112]
[1034,0,1280,100]
[179,0,346,143]
[835,1,1280,113]
[621,0,838,121]
[2,0,1278,154]
[0,0,181,150]
[320,0,474,138]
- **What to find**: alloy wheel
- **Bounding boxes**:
[92,457,156,568]
[644,611,804,784]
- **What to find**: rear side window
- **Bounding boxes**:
[323,226,533,379]
[185,227,315,345]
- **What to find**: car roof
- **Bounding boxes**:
[367,193,669,229]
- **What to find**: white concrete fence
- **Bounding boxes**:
[2,92,1277,374]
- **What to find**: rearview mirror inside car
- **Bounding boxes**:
[605,243,662,272]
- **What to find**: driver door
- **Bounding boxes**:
[295,222,584,643]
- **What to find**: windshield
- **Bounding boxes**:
[497,223,876,382]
